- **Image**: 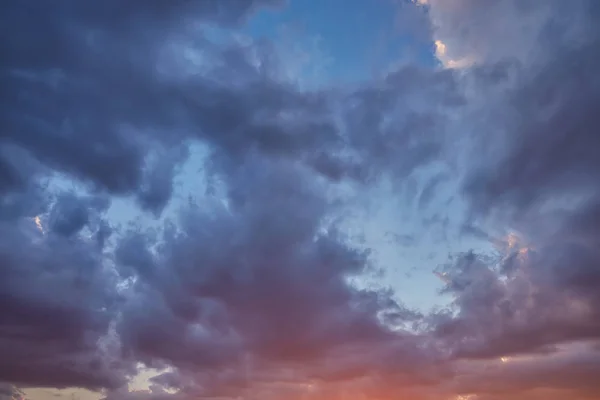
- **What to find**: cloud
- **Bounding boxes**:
[2,0,600,399]
[1,0,290,213]
[113,157,448,398]
[0,206,127,389]
[0,384,24,400]
[424,0,595,67]
[448,342,600,399]
[422,1,600,398]
[1,0,456,396]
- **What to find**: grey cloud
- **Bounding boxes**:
[0,208,127,389]
[450,343,600,400]
[1,1,456,395]
[0,384,23,400]
[137,145,189,215]
[0,0,307,215]
[6,0,600,399]
[425,0,600,374]
[113,157,445,398]
[48,192,110,237]
[1,0,457,219]
[425,0,594,65]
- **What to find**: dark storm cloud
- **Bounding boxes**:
[114,157,446,398]
[0,0,317,214]
[450,0,600,344]
[341,66,463,182]
[423,1,600,398]
[1,1,458,394]
[6,0,600,399]
[1,0,455,210]
[432,249,600,360]
[0,210,127,389]
[0,151,124,387]
[0,0,299,392]
[47,192,111,237]
[137,145,190,215]
[466,38,600,215]
[299,65,463,184]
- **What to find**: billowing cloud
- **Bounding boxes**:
[425,0,600,398]
[2,1,600,399]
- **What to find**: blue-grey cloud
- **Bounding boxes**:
[3,0,600,399]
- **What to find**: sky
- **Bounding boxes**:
[1,1,600,400]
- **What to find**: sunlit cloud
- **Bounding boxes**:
[433,38,475,69]
[32,215,44,234]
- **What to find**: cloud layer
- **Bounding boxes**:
[2,1,600,399]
